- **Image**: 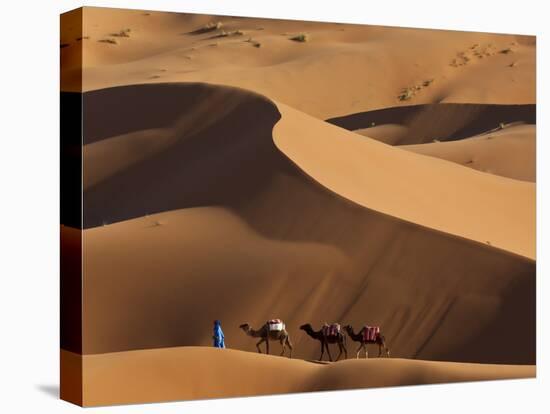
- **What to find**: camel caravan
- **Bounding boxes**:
[238,319,390,361]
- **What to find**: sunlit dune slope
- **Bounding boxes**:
[71,347,535,406]
[79,83,534,365]
[61,7,535,119]
[401,124,535,182]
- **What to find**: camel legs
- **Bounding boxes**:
[279,337,286,356]
[326,342,333,362]
[319,342,325,361]
[378,338,390,357]
[285,336,293,359]
[355,343,364,359]
[336,343,343,361]
[256,338,266,353]
[384,342,391,357]
[265,337,270,355]
[279,336,293,358]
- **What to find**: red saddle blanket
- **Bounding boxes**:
[363,326,380,341]
[322,323,341,337]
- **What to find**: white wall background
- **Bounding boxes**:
[0,0,547,412]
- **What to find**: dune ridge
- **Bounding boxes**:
[326,103,535,145]
[70,347,535,406]
[80,83,534,365]
[59,8,538,406]
[273,101,534,258]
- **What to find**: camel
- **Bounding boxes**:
[299,323,347,362]
[343,325,390,358]
[239,322,293,358]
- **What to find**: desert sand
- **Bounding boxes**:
[402,124,535,182]
[63,347,535,406]
[60,6,536,407]
[61,7,535,119]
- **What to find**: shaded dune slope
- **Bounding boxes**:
[74,347,535,406]
[326,103,535,145]
[81,83,534,364]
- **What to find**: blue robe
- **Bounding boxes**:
[213,322,225,348]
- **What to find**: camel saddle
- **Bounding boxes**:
[322,323,341,337]
[363,326,380,341]
[267,319,285,331]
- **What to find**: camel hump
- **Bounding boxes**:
[322,323,341,337]
[363,326,380,341]
[267,319,285,331]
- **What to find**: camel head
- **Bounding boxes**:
[343,324,353,332]
[239,323,250,332]
[299,323,312,331]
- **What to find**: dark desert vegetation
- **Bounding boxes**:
[290,33,309,42]
[98,38,118,44]
[111,28,131,37]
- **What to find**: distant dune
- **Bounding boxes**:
[61,7,535,119]
[326,103,535,145]
[402,124,535,182]
[70,347,535,406]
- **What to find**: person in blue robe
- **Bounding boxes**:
[213,320,225,348]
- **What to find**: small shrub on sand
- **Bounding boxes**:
[246,37,261,48]
[112,28,131,37]
[499,48,513,54]
[290,33,309,42]
[99,38,118,45]
[215,29,245,38]
[398,87,415,101]
[60,43,70,49]
[190,21,223,35]
[205,21,223,31]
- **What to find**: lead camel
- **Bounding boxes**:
[343,325,390,358]
[239,322,293,358]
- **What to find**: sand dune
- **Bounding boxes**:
[327,103,535,145]
[70,347,535,406]
[274,101,535,258]
[80,83,534,365]
[61,7,535,119]
[59,7,537,405]
[402,124,535,182]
